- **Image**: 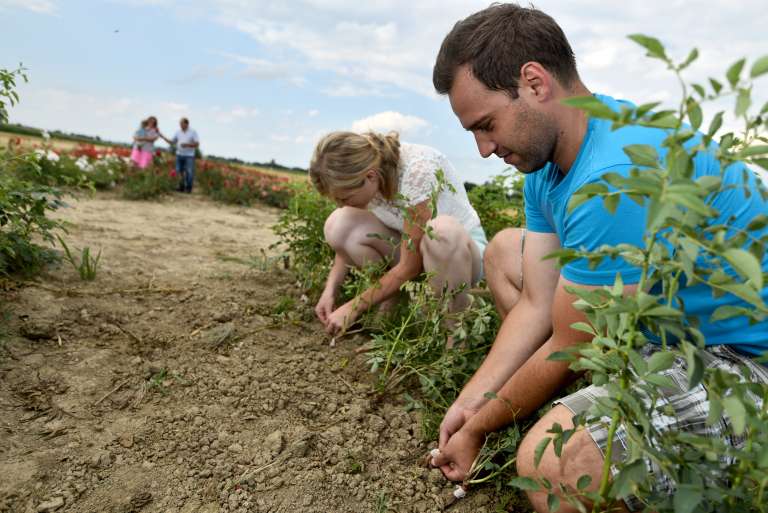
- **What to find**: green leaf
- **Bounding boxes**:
[735,88,752,118]
[726,58,746,88]
[610,459,646,498]
[750,55,768,78]
[684,344,704,388]
[686,99,703,130]
[562,96,618,120]
[603,194,620,214]
[646,351,676,373]
[533,437,551,468]
[576,474,592,490]
[643,305,683,317]
[723,248,764,289]
[679,48,699,70]
[547,493,560,513]
[723,395,747,435]
[740,145,768,158]
[674,484,703,513]
[628,34,667,61]
[710,305,749,322]
[624,144,660,167]
[709,78,723,95]
[508,476,540,491]
[746,214,768,231]
[707,111,724,137]
[570,322,596,335]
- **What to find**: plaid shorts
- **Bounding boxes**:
[556,344,768,511]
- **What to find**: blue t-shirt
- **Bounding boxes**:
[524,94,768,356]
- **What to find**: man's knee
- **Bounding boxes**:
[484,228,523,274]
[516,405,604,498]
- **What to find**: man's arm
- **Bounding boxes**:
[434,276,637,480]
[438,231,560,447]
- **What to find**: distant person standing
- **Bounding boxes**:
[164,118,200,193]
[130,116,159,168]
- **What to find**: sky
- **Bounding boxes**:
[1,0,767,183]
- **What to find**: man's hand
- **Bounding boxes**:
[314,293,335,325]
[325,301,357,335]
[432,427,484,482]
[439,399,481,450]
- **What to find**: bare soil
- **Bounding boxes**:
[0,191,503,513]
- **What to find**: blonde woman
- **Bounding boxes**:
[310,131,488,337]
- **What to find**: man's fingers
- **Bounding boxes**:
[431,450,449,467]
[439,464,466,482]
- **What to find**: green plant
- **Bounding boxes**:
[56,235,101,281]
[0,65,27,124]
[514,38,768,512]
[271,183,336,298]
[122,160,175,200]
[467,172,526,239]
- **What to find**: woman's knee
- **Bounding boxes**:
[420,215,467,256]
[324,207,360,250]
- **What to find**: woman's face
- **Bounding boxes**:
[332,171,379,208]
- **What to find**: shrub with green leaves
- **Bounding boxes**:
[271,182,336,297]
[122,160,176,200]
[0,165,65,277]
[522,37,768,513]
[467,172,525,239]
[0,67,66,277]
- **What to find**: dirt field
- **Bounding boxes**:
[0,191,503,513]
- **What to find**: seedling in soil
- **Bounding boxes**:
[374,491,390,513]
[56,235,101,281]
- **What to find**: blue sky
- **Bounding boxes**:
[2,0,766,183]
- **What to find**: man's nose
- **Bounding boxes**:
[474,133,496,159]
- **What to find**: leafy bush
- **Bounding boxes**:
[271,183,336,297]
[467,172,525,239]
[122,159,176,200]
[0,168,64,277]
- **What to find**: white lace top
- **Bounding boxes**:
[368,142,481,233]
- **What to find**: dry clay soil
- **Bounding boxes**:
[0,192,504,513]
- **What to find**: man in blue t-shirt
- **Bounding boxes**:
[429,4,768,512]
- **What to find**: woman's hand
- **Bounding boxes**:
[314,293,335,325]
[325,301,358,335]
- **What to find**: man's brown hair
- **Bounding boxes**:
[433,3,578,98]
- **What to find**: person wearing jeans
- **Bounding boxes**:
[164,118,200,193]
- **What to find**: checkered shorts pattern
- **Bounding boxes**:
[557,344,768,511]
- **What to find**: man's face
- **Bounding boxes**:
[180,120,189,130]
[448,65,557,174]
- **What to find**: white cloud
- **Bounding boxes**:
[222,52,305,86]
[0,0,57,14]
[351,111,430,136]
[322,83,392,98]
[211,105,259,124]
[307,109,319,117]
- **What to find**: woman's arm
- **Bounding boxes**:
[324,201,431,334]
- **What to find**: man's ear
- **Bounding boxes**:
[519,62,552,101]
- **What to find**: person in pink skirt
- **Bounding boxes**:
[129,116,160,168]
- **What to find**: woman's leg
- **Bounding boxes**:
[483,228,526,318]
[324,207,400,268]
[420,215,482,315]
